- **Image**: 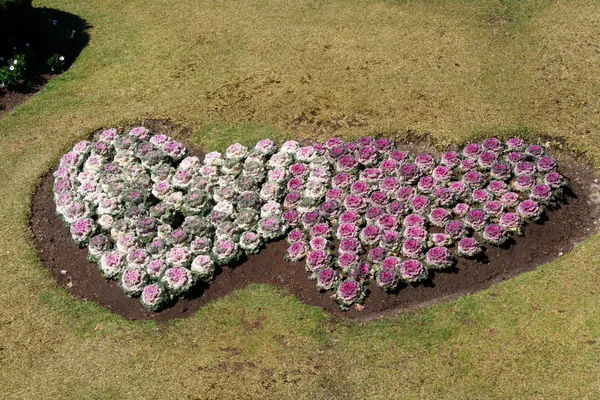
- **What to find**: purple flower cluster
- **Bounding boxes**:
[279,136,566,309]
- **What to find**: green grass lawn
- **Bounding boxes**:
[2,0,600,398]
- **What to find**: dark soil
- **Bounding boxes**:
[0,74,55,116]
[30,125,600,322]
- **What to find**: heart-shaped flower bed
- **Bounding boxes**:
[53,127,566,311]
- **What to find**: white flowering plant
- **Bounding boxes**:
[55,127,292,310]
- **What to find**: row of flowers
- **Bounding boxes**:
[54,129,566,311]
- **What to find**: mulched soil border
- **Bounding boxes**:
[29,120,600,321]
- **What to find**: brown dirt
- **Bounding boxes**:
[284,108,371,135]
[29,126,600,322]
[0,74,56,117]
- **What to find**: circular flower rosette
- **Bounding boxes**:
[54,128,566,310]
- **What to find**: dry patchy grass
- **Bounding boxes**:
[1,0,600,398]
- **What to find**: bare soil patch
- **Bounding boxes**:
[0,74,55,116]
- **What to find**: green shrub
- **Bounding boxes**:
[46,53,67,73]
[0,53,26,88]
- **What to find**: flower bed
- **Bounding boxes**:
[53,128,566,311]
[0,5,88,100]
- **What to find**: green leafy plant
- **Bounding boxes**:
[46,53,66,73]
[0,53,26,88]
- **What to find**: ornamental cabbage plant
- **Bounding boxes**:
[54,129,567,311]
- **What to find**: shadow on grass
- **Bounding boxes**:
[0,7,90,96]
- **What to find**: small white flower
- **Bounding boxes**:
[217,175,235,188]
[261,201,282,219]
[116,233,139,254]
[0,57,4,61]
[191,255,215,280]
[59,56,65,61]
[165,191,185,210]
[267,152,292,169]
[204,151,224,166]
[9,66,14,71]
[281,140,299,154]
[179,156,200,169]
[199,165,218,179]
[157,224,173,239]
[214,201,235,217]
[166,247,191,267]
[13,59,17,65]
[259,181,281,201]
[304,180,327,200]
[98,215,114,230]
[225,143,248,161]
[25,43,29,47]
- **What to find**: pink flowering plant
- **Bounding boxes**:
[316,268,340,291]
[400,260,428,283]
[376,268,399,291]
[55,130,566,311]
[335,279,366,309]
[140,283,169,311]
